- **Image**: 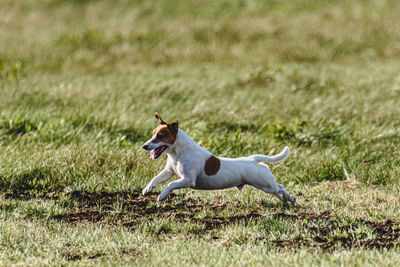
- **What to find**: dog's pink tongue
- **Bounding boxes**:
[150,150,155,160]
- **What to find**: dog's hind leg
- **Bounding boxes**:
[251,183,295,206]
[251,185,282,200]
[278,184,296,205]
[252,166,296,206]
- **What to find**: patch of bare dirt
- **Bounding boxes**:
[172,212,265,231]
[273,212,400,251]
[52,190,229,225]
[63,248,137,261]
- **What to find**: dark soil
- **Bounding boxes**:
[8,190,400,251]
[63,248,137,261]
[273,213,400,251]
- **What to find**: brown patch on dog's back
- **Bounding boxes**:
[204,155,220,176]
[152,125,177,144]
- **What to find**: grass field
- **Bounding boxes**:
[1,0,400,265]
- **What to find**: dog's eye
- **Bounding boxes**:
[157,134,164,138]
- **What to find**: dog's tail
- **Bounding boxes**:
[249,146,290,163]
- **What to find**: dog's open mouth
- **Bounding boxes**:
[150,145,168,160]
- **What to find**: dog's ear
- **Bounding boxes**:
[168,120,178,134]
[155,112,166,125]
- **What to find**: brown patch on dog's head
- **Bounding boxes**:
[204,155,220,176]
[150,113,179,144]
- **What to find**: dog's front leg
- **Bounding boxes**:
[142,168,174,196]
[158,177,195,201]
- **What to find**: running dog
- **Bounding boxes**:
[142,113,295,205]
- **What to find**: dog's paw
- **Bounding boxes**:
[157,190,168,201]
[142,184,153,196]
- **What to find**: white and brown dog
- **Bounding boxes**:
[142,113,295,205]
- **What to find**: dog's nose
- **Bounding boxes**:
[142,144,149,151]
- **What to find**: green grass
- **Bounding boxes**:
[1,0,400,265]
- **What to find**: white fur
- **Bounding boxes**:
[142,129,295,204]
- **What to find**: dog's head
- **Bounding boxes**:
[142,112,178,160]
